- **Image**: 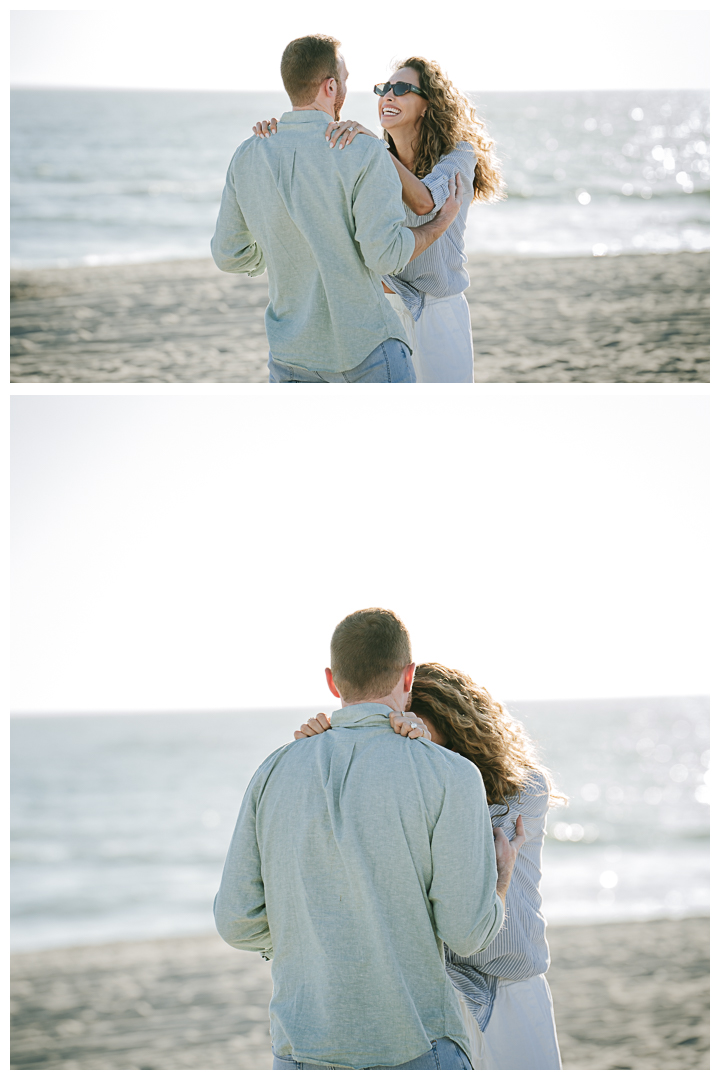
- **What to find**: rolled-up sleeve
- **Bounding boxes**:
[213,776,274,957]
[351,144,416,275]
[429,758,504,957]
[211,157,267,277]
[422,144,477,210]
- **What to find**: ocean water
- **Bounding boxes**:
[10,697,709,953]
[10,88,709,268]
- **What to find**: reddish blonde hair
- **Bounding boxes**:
[385,56,505,203]
[409,662,566,817]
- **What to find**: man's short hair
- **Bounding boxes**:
[281,34,341,107]
[330,608,412,701]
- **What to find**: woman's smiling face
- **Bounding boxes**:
[378,67,426,137]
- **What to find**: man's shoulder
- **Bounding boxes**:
[231,134,262,163]
[390,735,482,782]
[431,742,482,780]
[352,135,393,167]
[248,741,296,789]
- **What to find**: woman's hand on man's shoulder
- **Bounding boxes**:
[253,118,278,138]
[294,712,332,740]
[325,120,377,149]
[388,711,432,740]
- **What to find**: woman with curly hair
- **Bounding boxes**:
[296,662,565,1069]
[254,57,503,382]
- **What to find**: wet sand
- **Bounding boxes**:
[10,252,709,383]
[10,916,709,1070]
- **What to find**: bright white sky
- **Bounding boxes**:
[9,4,710,92]
[11,391,710,713]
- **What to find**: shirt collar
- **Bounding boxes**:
[330,702,393,728]
[279,110,334,126]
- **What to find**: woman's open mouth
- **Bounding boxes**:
[381,107,401,118]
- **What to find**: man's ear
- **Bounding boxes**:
[325,667,342,698]
[403,662,416,693]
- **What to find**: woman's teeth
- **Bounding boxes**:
[383,108,400,116]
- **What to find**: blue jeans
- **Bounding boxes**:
[268,339,416,383]
[272,1037,472,1070]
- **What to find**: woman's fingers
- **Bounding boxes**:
[293,713,331,740]
[388,711,430,739]
[329,122,351,148]
[338,124,360,148]
[304,714,331,735]
[327,121,365,149]
[253,119,277,138]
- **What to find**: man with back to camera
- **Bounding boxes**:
[210,36,463,383]
[214,608,525,1069]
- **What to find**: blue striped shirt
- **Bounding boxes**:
[445,769,552,1031]
[382,141,477,320]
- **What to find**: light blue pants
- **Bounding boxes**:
[272,1037,472,1070]
[268,338,416,383]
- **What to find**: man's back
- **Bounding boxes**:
[211,112,415,370]
[214,703,503,1069]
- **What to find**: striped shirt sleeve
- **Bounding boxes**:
[382,141,477,313]
[445,770,553,1030]
[421,143,478,211]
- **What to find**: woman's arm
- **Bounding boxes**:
[389,154,436,216]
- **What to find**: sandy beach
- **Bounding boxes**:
[10,916,708,1070]
[10,252,708,383]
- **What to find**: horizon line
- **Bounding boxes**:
[10,692,710,719]
[10,84,710,94]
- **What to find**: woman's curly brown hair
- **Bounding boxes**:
[384,56,505,203]
[408,662,567,818]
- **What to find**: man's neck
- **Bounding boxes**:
[339,693,406,712]
[292,101,335,118]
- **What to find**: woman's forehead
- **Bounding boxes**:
[392,67,420,86]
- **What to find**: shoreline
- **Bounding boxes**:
[11,251,709,383]
[11,916,709,1070]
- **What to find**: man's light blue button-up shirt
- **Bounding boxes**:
[211,112,416,371]
[214,702,504,1069]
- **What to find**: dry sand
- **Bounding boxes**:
[10,916,709,1070]
[10,252,708,383]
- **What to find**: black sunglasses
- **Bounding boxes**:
[373,81,425,99]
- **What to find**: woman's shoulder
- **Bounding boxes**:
[429,142,477,170]
[522,767,551,796]
[489,769,551,816]
[443,140,477,160]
